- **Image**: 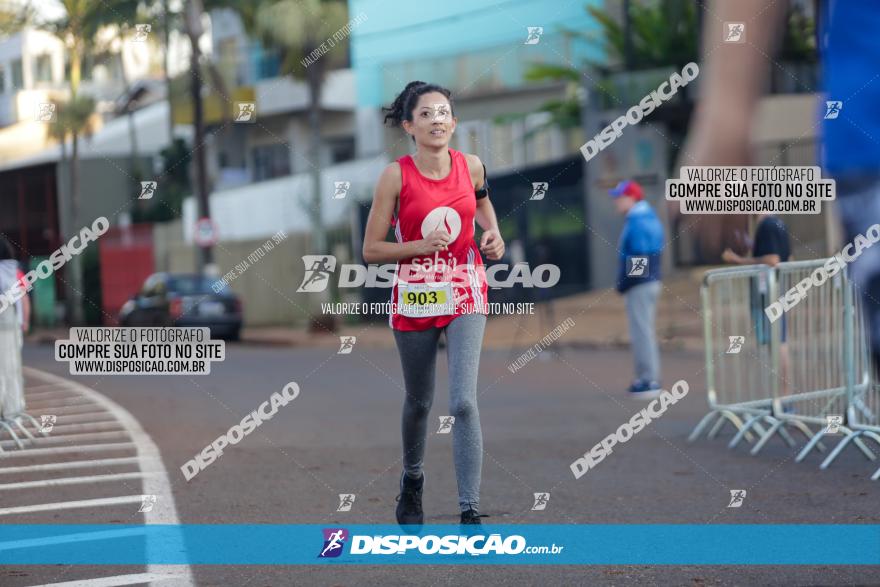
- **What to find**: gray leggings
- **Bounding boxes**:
[393,313,486,512]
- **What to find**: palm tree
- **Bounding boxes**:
[254,0,348,260]
[254,0,348,330]
[522,0,698,133]
[93,1,147,186]
[38,0,110,324]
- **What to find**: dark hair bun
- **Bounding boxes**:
[382,81,454,129]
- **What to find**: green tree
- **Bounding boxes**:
[37,0,109,324]
[522,0,698,133]
[253,0,349,330]
[254,0,348,259]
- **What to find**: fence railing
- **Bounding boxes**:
[690,261,880,481]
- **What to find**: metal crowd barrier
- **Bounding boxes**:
[688,265,788,447]
[821,289,880,478]
[690,260,880,480]
[775,261,874,464]
[0,304,42,450]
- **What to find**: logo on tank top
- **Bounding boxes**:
[421,207,461,242]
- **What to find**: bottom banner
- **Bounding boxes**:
[1,525,878,565]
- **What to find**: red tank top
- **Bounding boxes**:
[389,149,488,331]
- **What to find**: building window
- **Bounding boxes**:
[257,47,281,81]
[34,54,52,83]
[491,122,516,168]
[524,112,555,163]
[327,137,355,164]
[454,120,489,162]
[11,59,23,90]
[251,143,291,181]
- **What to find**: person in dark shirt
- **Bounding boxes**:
[721,214,791,267]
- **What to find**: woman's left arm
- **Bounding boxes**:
[475,198,504,260]
[467,154,505,261]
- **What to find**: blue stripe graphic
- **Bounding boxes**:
[1,525,878,565]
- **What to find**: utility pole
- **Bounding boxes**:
[163,0,174,144]
[185,0,213,273]
[623,0,633,70]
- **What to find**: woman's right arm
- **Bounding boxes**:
[362,163,449,263]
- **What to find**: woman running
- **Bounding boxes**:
[362,81,505,525]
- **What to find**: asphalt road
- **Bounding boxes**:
[5,339,880,586]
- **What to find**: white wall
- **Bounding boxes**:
[182,156,389,243]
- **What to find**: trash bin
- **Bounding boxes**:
[0,303,25,420]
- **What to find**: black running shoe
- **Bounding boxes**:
[460,509,488,525]
[395,471,424,525]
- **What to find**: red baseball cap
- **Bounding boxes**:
[609,180,644,201]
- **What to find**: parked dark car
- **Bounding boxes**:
[118,273,242,340]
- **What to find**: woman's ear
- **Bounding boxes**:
[401,119,414,139]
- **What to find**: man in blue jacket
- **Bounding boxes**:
[611,180,665,398]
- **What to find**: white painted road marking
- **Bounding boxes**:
[0,494,147,515]
[0,471,158,491]
[0,442,136,459]
[12,368,195,586]
[38,413,118,426]
[0,456,140,475]
[0,430,129,449]
[29,573,179,586]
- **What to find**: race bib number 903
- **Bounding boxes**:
[398,281,455,318]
